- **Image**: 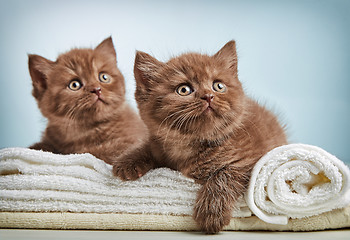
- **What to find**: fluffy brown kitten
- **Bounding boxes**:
[113,41,287,233]
[29,37,147,164]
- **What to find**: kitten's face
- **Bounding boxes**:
[134,41,245,139]
[29,37,125,122]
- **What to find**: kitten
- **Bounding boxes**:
[29,37,147,165]
[112,41,287,233]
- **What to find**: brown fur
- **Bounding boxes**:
[29,37,147,164]
[112,41,287,233]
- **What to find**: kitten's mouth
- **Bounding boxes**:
[94,96,107,104]
[202,104,215,114]
[205,106,214,112]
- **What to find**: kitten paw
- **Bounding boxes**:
[193,204,230,234]
[112,160,151,181]
[193,181,232,234]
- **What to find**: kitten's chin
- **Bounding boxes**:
[202,106,215,115]
[73,98,119,122]
[199,103,220,119]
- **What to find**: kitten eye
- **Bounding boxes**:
[176,84,193,96]
[99,72,111,83]
[68,79,82,91]
[213,81,227,93]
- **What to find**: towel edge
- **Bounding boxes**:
[1,205,349,232]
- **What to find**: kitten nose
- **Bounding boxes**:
[201,94,214,103]
[91,87,102,97]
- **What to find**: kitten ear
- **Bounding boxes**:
[95,36,117,63]
[134,51,164,86]
[213,40,237,71]
[28,54,54,101]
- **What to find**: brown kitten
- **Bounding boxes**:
[112,41,287,233]
[29,37,147,164]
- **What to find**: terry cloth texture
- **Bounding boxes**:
[0,147,249,217]
[246,144,350,225]
[0,207,349,231]
[1,144,350,231]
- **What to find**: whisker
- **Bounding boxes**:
[161,102,201,146]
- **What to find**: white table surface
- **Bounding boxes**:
[1,229,350,240]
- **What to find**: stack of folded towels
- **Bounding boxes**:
[0,144,349,231]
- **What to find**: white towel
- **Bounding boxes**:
[1,145,349,225]
[246,143,350,225]
[0,147,250,217]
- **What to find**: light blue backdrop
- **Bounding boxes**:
[0,0,349,163]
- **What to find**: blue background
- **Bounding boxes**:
[0,0,349,164]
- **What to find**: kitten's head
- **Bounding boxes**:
[28,37,125,122]
[134,41,246,140]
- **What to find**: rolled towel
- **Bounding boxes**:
[246,143,350,225]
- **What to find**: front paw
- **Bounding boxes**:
[112,160,151,181]
[193,185,232,234]
[193,203,230,234]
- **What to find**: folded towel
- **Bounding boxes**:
[1,144,350,231]
[1,206,350,231]
[246,143,350,225]
[0,147,249,217]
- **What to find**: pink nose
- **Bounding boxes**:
[91,87,102,97]
[201,94,214,103]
